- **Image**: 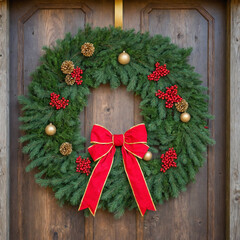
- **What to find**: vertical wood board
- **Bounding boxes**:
[0,1,9,240]
[10,2,93,239]
[229,0,240,239]
[124,1,226,239]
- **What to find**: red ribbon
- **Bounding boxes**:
[78,124,156,216]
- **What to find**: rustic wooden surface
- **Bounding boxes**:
[9,0,226,239]
[0,1,9,240]
[85,85,140,240]
[124,1,226,239]
[10,1,96,239]
[229,1,240,239]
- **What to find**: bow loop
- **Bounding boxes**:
[88,144,113,161]
[124,124,148,144]
[123,124,149,159]
[124,143,149,159]
[90,125,113,144]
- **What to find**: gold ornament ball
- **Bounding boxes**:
[143,151,152,161]
[45,123,56,135]
[180,112,191,123]
[118,51,130,65]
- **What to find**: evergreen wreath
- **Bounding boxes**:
[19,26,214,217]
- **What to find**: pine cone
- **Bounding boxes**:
[60,142,72,156]
[61,60,74,74]
[65,74,75,85]
[175,99,189,112]
[81,42,95,57]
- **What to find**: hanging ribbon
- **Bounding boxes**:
[78,124,156,216]
[115,0,123,29]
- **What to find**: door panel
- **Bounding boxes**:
[11,2,91,240]
[124,1,226,239]
[10,0,226,239]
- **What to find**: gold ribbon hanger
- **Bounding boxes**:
[115,0,123,29]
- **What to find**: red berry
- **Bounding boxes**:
[160,148,178,172]
[49,92,69,110]
[156,85,182,109]
[148,63,170,81]
[71,67,83,85]
[76,156,91,175]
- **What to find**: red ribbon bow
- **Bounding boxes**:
[78,124,156,216]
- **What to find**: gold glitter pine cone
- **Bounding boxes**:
[65,74,75,85]
[81,42,95,57]
[61,60,74,74]
[175,99,189,112]
[60,142,72,156]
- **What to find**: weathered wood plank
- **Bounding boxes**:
[229,1,240,239]
[85,85,137,240]
[10,2,89,239]
[125,1,226,239]
[142,4,208,240]
[22,7,86,240]
[0,1,9,240]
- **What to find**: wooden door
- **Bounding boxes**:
[10,0,226,239]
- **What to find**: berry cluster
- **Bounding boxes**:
[160,148,177,173]
[155,85,182,108]
[49,92,69,110]
[76,156,91,176]
[71,67,83,85]
[148,63,170,81]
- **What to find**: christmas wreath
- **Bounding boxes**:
[19,26,214,217]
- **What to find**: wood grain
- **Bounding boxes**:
[0,1,9,240]
[142,6,209,239]
[11,2,91,240]
[9,0,227,239]
[124,0,226,239]
[85,85,137,240]
[21,8,86,239]
[226,2,231,240]
[229,1,240,239]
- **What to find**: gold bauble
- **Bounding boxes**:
[180,112,191,123]
[45,123,56,136]
[118,51,130,65]
[143,151,152,161]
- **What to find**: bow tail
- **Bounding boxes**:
[122,148,156,216]
[78,146,115,216]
